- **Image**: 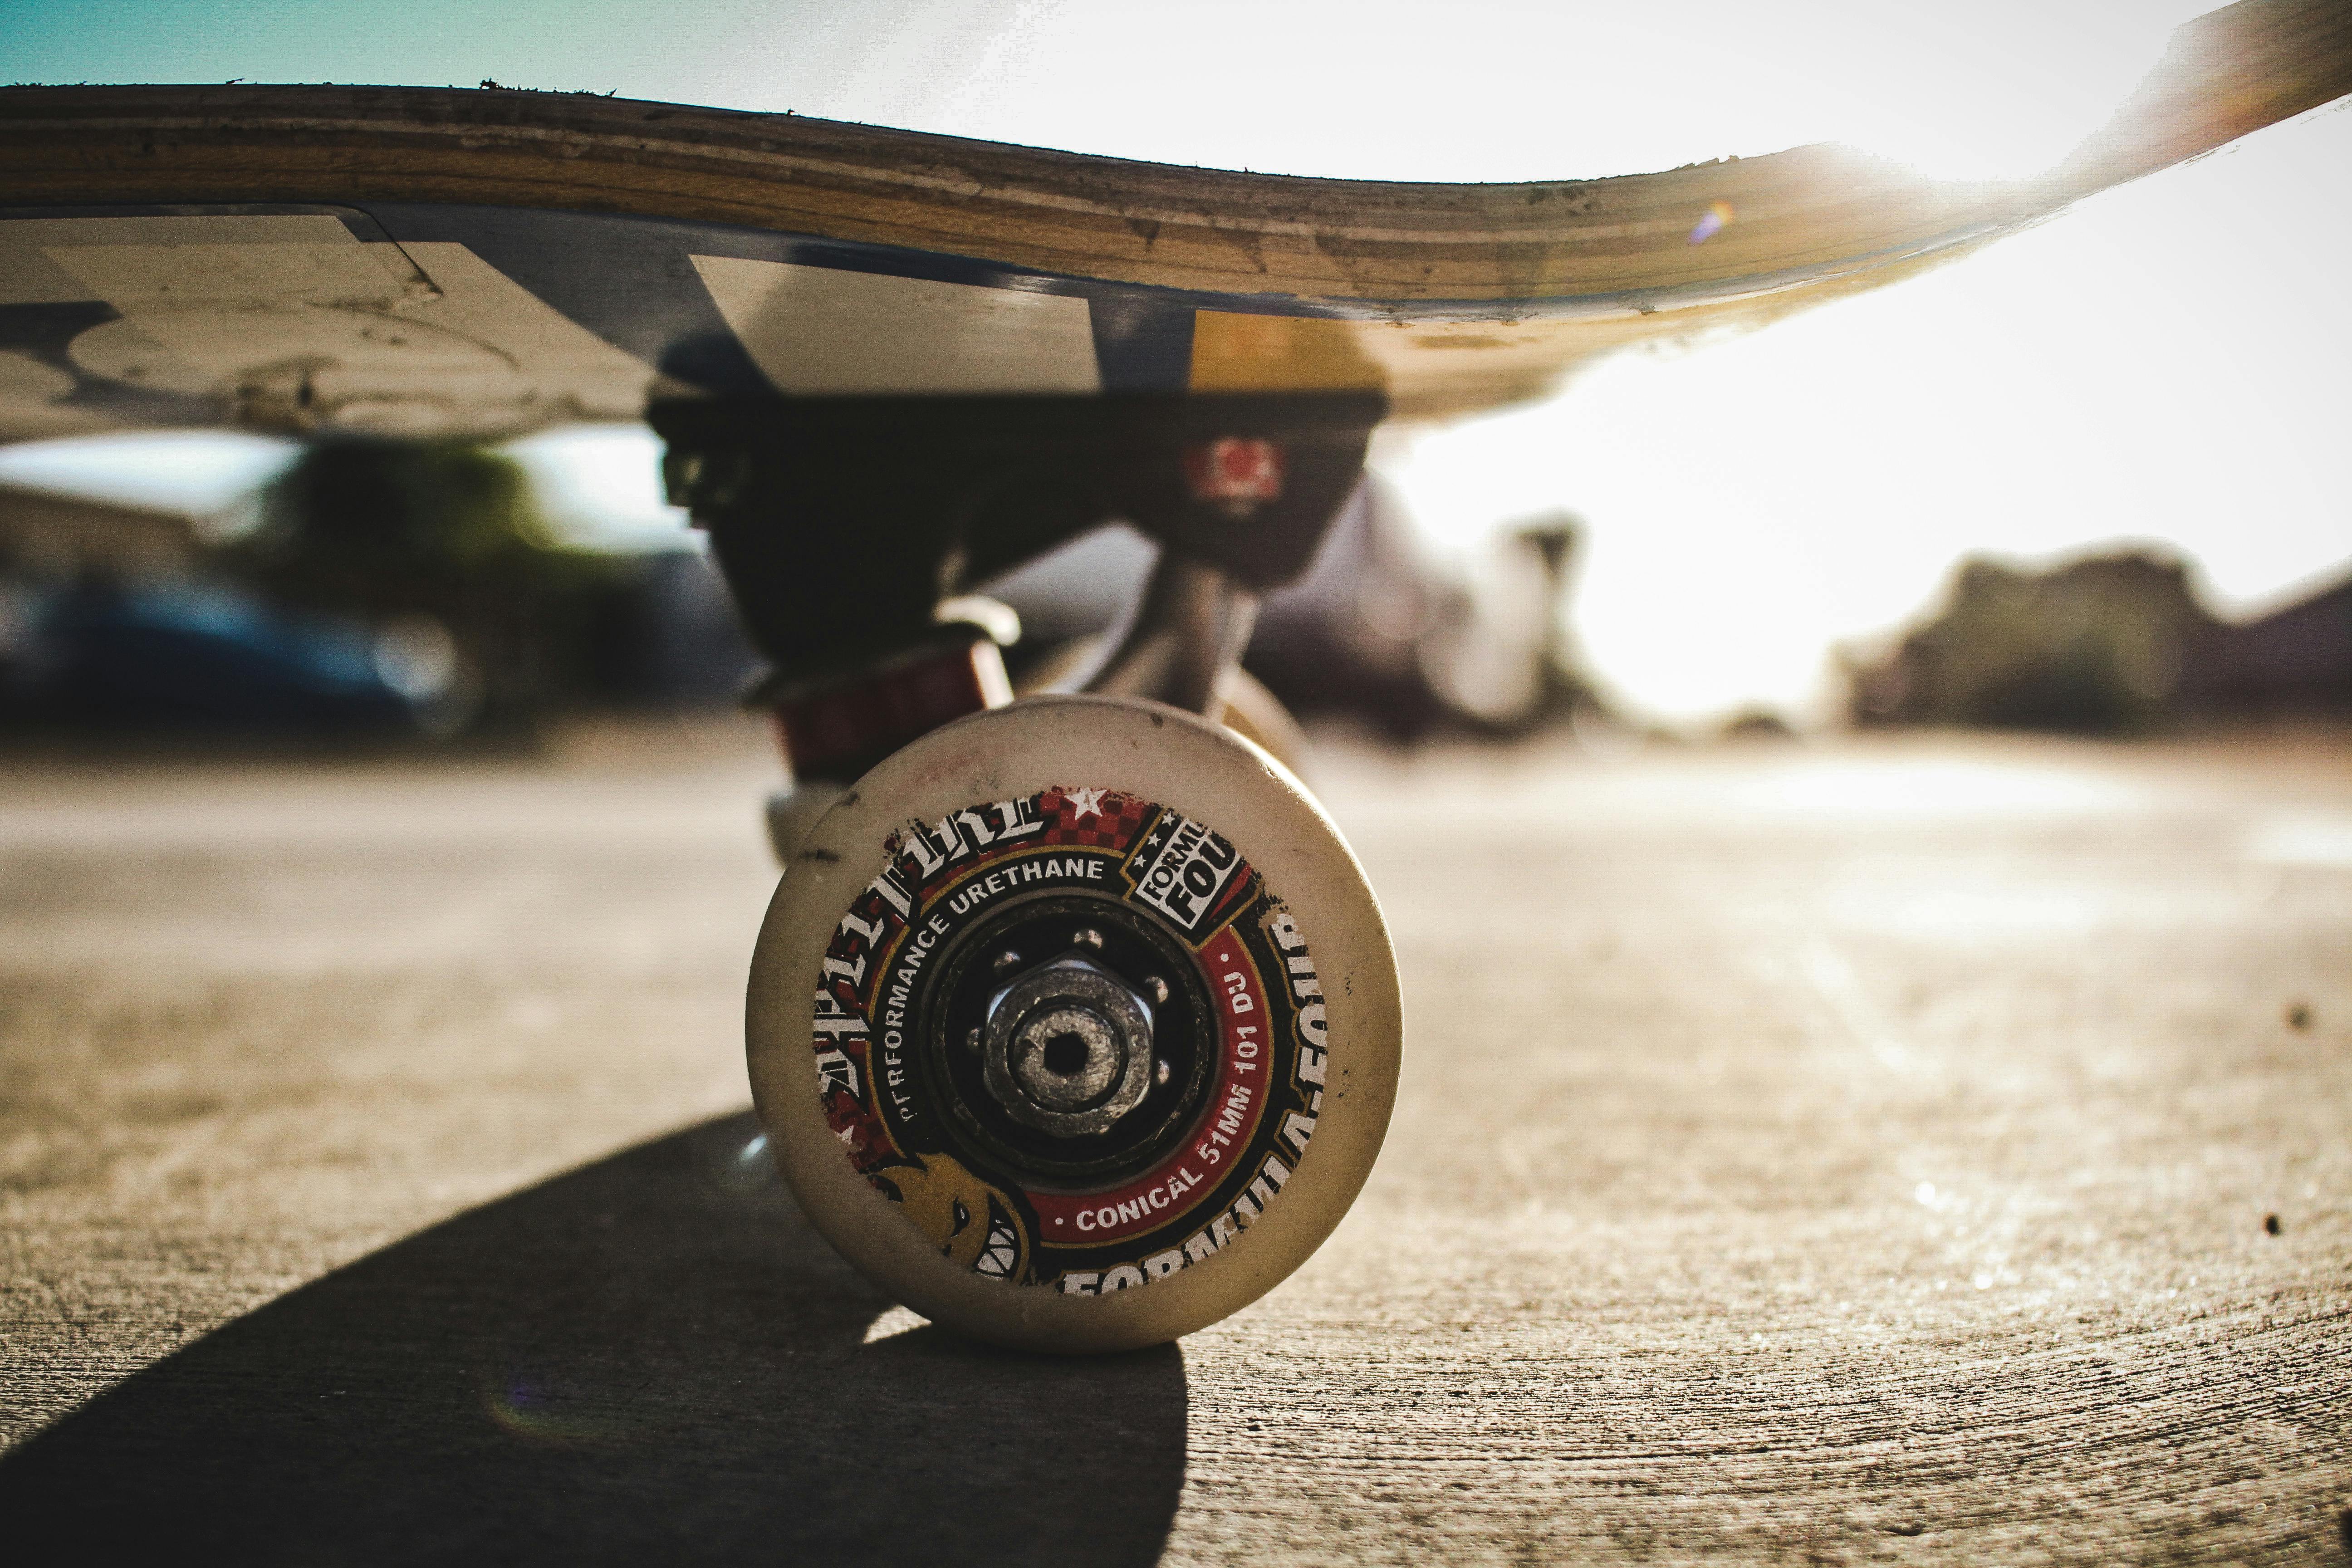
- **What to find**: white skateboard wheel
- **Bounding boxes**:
[1213,667,1313,779]
[762,678,1300,865]
[746,693,1401,1352]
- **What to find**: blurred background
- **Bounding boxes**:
[2,0,2346,748]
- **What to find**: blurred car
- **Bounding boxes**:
[0,578,441,733]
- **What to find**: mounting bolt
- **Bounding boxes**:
[965,1026,981,1053]
[1144,974,1170,1005]
[992,949,1023,975]
[1073,927,1104,951]
[1155,1058,1172,1087]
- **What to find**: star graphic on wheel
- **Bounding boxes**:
[1066,786,1106,821]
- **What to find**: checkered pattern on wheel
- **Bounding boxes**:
[1040,787,1153,852]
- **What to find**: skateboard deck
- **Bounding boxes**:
[1,0,2345,445]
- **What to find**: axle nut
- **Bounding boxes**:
[981,954,1156,1137]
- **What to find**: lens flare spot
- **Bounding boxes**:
[1688,200,1735,245]
[483,1373,616,1447]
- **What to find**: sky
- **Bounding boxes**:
[5,0,2347,725]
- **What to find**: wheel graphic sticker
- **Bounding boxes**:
[810,787,1329,1293]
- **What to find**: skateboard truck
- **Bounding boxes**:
[1072,552,1259,715]
[1065,435,1285,711]
[651,392,1382,854]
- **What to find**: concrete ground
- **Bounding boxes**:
[0,717,2346,1564]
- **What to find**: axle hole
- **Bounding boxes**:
[1042,1033,1091,1076]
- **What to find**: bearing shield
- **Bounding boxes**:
[811,786,1330,1295]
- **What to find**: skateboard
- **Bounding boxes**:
[3,0,2342,1351]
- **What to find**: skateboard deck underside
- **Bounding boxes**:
[1,0,2345,445]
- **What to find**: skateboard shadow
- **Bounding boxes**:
[0,1112,1187,1566]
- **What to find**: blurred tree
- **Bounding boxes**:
[228,440,623,730]
[1847,552,2214,734]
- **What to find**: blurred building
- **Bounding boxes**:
[2190,571,2352,718]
